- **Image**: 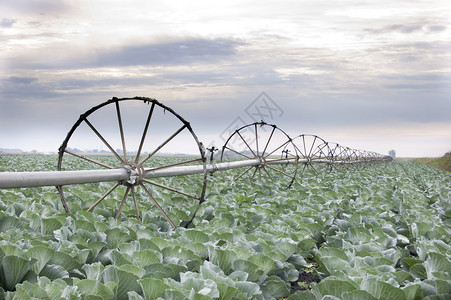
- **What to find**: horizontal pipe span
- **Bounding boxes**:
[144,158,263,178]
[0,169,129,189]
[0,157,386,188]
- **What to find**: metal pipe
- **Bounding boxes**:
[0,158,268,188]
[145,158,263,178]
[0,156,385,189]
[0,169,129,189]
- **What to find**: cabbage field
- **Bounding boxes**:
[0,154,450,299]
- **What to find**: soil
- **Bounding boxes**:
[290,271,321,293]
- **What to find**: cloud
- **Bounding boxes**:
[427,25,447,32]
[1,76,59,99]
[92,38,243,67]
[0,0,76,15]
[365,21,448,35]
[384,24,423,34]
[0,18,16,28]
[380,72,451,90]
[384,82,447,90]
[7,37,243,70]
[5,76,37,84]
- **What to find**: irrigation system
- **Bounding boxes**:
[0,97,392,228]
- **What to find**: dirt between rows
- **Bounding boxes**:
[290,271,321,293]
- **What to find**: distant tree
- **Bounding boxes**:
[388,149,396,158]
[445,151,451,157]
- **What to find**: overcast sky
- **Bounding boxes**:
[0,0,450,157]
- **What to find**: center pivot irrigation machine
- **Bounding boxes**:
[0,97,392,229]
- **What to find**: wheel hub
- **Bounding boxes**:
[122,163,145,187]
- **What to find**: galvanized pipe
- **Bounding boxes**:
[0,158,274,188]
[145,158,262,178]
[0,156,384,189]
[0,169,130,189]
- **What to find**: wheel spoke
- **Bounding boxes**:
[115,101,128,162]
[329,145,337,158]
[144,158,202,174]
[237,131,256,157]
[64,149,114,169]
[255,123,259,156]
[142,178,200,199]
[266,164,295,179]
[140,124,187,165]
[184,201,202,228]
[264,140,290,158]
[309,162,320,174]
[334,147,344,160]
[56,186,71,213]
[140,183,177,229]
[131,187,141,222]
[251,167,258,180]
[308,136,317,158]
[262,126,276,157]
[135,102,155,163]
[115,186,131,219]
[87,182,120,212]
[312,143,328,158]
[223,146,253,159]
[300,163,308,176]
[302,135,307,158]
[261,167,275,183]
[233,165,254,182]
[84,118,124,163]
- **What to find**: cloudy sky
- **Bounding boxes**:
[0,0,450,157]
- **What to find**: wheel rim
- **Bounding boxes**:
[57,97,207,229]
[220,122,298,188]
[291,134,331,177]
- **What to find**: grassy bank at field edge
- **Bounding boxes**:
[397,154,451,173]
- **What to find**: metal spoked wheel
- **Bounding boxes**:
[327,143,345,169]
[291,134,331,176]
[220,122,299,188]
[328,143,356,169]
[343,148,361,170]
[57,97,207,229]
